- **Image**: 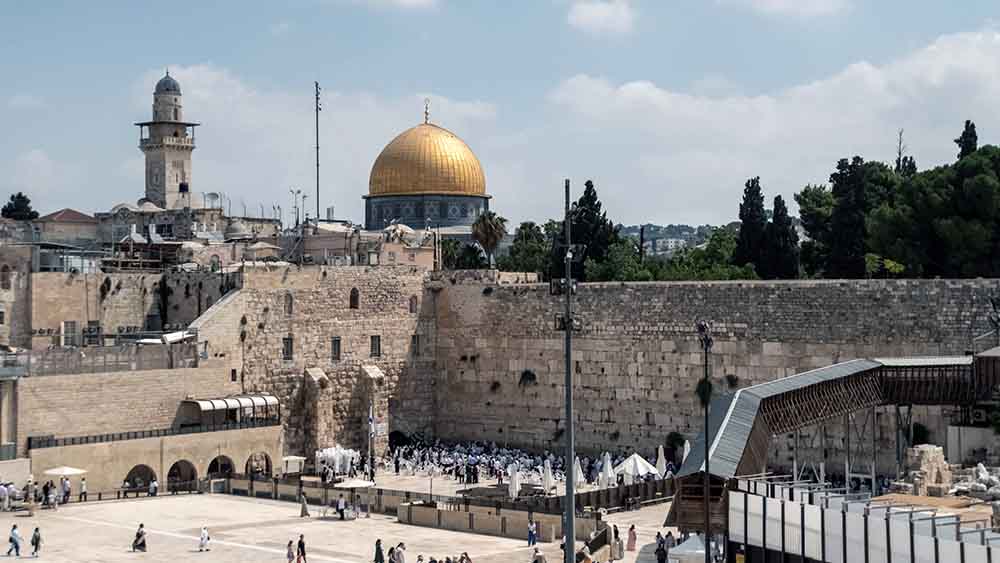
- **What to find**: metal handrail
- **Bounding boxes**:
[27,419,280,450]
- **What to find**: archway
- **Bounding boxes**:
[167,460,198,492]
[124,464,156,491]
[245,452,272,480]
[207,455,234,478]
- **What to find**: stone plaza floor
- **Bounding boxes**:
[0,491,675,562]
[1,494,542,562]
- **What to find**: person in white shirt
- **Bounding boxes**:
[80,477,87,502]
[0,483,8,512]
[199,527,210,552]
[337,494,346,520]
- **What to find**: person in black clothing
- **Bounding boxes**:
[654,543,667,563]
[297,534,307,563]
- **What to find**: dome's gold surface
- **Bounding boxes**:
[369,123,486,197]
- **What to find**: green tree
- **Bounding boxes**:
[584,239,653,282]
[658,228,758,281]
[794,184,834,276]
[550,180,619,280]
[826,158,868,277]
[762,195,799,279]
[441,238,461,270]
[497,221,549,274]
[455,243,487,269]
[733,177,767,270]
[1,192,39,221]
[955,120,979,160]
[471,211,508,268]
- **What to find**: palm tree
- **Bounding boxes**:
[471,211,508,268]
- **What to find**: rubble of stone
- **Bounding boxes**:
[889,445,954,497]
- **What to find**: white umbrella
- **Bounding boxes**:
[573,457,585,488]
[614,453,659,478]
[656,446,667,478]
[602,452,615,486]
[43,466,87,476]
[543,460,554,492]
[683,440,691,463]
[508,469,520,500]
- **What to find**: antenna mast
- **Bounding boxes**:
[314,81,322,222]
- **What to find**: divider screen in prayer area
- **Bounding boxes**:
[728,482,1000,563]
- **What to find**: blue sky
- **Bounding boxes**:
[3,0,1000,226]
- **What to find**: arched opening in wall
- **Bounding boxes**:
[124,464,157,491]
[349,288,360,309]
[210,255,220,272]
[284,292,294,316]
[245,452,272,480]
[207,455,234,478]
[0,265,11,290]
[388,431,411,450]
[409,295,418,314]
[167,460,198,492]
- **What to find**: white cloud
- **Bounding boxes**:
[719,0,850,18]
[7,94,43,110]
[568,0,635,36]
[269,21,292,36]
[548,30,1000,224]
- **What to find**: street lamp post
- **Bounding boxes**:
[696,321,714,563]
[562,179,575,563]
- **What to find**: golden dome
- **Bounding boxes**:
[369,123,486,197]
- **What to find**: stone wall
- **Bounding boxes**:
[0,245,34,348]
[193,265,436,456]
[430,277,1000,465]
[15,366,241,456]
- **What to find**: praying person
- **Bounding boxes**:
[299,491,311,517]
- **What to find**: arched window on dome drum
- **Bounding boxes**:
[284,293,293,316]
[0,265,11,290]
[350,288,360,310]
[409,295,418,314]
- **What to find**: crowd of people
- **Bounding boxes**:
[372,539,473,563]
[6,524,41,557]
[383,440,676,490]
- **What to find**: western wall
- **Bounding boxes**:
[190,267,1000,475]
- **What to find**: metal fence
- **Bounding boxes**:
[27,419,280,450]
[0,341,198,377]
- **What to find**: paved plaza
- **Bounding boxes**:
[0,491,674,562]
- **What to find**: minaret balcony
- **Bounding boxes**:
[140,136,195,149]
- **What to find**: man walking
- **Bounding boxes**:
[296,534,307,563]
[527,519,537,546]
[337,494,346,520]
[62,477,71,504]
[80,477,87,502]
[6,524,21,557]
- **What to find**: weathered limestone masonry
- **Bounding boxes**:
[193,265,436,456]
[431,276,1000,466]
[15,367,240,457]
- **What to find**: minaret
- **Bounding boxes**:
[135,71,199,209]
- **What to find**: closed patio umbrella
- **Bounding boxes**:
[656,446,667,478]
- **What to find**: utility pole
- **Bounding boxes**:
[696,321,714,563]
[314,82,322,222]
[562,178,575,563]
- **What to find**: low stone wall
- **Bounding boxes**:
[397,501,600,542]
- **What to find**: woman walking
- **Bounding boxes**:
[374,539,385,563]
[287,540,295,563]
[626,525,637,551]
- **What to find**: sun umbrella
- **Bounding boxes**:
[602,452,615,487]
[333,479,375,489]
[656,446,667,478]
[573,456,585,488]
[509,468,520,500]
[43,466,87,476]
[683,440,691,463]
[543,460,554,492]
[614,453,659,478]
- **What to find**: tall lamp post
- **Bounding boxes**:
[696,320,713,563]
[562,179,575,563]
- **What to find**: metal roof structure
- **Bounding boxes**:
[183,394,279,412]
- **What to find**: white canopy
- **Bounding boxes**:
[668,534,707,563]
[682,440,691,463]
[508,467,520,500]
[600,452,615,488]
[614,453,659,478]
[43,466,87,476]
[656,445,667,479]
